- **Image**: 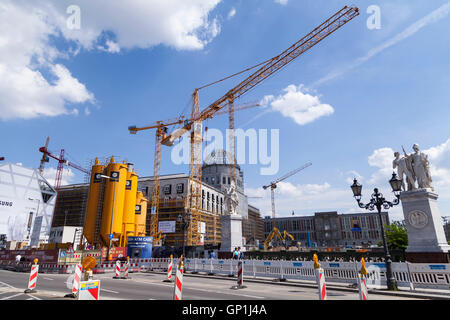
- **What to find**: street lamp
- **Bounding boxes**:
[177,210,191,258]
[350,172,402,290]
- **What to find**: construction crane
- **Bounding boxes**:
[128,116,185,237]
[263,162,312,250]
[128,103,260,239]
[158,6,359,246]
[38,137,89,190]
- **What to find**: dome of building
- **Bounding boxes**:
[204,149,238,167]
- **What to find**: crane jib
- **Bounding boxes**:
[196,6,359,122]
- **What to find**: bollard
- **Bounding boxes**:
[163,255,173,282]
[65,263,83,298]
[121,257,131,279]
[313,254,327,300]
[113,260,121,279]
[358,258,368,300]
[24,259,39,294]
[231,260,247,290]
[173,256,184,300]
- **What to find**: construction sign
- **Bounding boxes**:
[78,280,101,300]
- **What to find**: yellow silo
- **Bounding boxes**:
[135,191,148,236]
[121,163,138,246]
[100,157,128,245]
[83,158,105,245]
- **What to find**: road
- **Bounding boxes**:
[0,269,427,301]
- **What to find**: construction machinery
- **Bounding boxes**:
[129,104,260,242]
[129,117,185,239]
[263,162,312,250]
[134,6,359,246]
[38,137,90,190]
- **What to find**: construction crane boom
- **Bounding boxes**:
[161,5,359,146]
[263,162,312,250]
[135,6,359,247]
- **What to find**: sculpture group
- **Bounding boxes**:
[393,144,433,191]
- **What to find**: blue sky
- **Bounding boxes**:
[1,0,450,221]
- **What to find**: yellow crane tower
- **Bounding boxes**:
[133,6,359,247]
[263,162,312,250]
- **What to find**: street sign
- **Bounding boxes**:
[78,280,101,300]
[108,233,114,240]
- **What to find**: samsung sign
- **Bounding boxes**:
[0,200,13,207]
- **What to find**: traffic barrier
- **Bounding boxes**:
[73,264,83,294]
[121,260,131,279]
[163,255,173,282]
[113,261,121,279]
[231,260,246,289]
[357,274,368,300]
[24,261,39,293]
[316,268,327,300]
[173,259,184,300]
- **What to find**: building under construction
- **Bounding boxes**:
[48,154,264,252]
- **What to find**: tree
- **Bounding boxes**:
[384,221,408,251]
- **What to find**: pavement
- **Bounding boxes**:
[1,268,447,300]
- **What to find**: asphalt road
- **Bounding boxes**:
[0,269,424,300]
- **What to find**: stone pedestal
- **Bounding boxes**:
[220,214,243,253]
[400,189,450,262]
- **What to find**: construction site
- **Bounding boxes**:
[0,6,370,259]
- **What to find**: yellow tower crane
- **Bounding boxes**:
[133,6,359,247]
[263,162,312,250]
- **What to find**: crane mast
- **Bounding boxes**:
[158,6,359,246]
[263,162,312,249]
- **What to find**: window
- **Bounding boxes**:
[176,183,184,194]
[211,177,215,184]
[163,184,171,195]
[223,177,226,184]
[228,177,230,184]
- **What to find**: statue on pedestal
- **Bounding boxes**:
[393,151,415,191]
[393,144,434,191]
[224,180,239,215]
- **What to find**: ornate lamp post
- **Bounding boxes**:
[177,210,191,258]
[350,172,403,290]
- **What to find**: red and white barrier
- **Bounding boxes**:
[173,263,183,300]
[164,256,173,282]
[121,261,130,279]
[357,274,368,300]
[72,264,83,294]
[25,264,39,293]
[113,261,121,279]
[231,260,246,289]
[315,268,327,300]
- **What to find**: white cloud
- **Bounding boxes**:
[42,167,75,187]
[274,0,288,5]
[246,181,355,218]
[313,1,450,86]
[367,147,395,185]
[228,7,236,20]
[260,84,334,126]
[0,0,223,121]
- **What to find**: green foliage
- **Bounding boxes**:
[384,221,408,251]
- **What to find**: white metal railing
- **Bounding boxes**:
[137,258,449,292]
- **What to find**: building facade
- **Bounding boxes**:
[264,211,390,248]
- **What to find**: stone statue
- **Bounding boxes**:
[225,180,239,215]
[393,151,415,191]
[410,144,433,190]
[397,144,434,191]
